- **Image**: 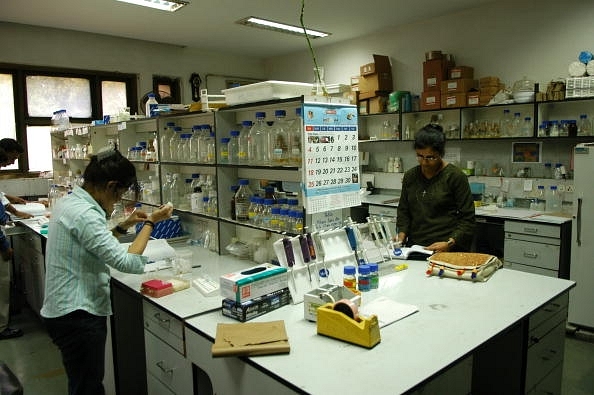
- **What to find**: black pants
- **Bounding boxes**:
[44,310,106,395]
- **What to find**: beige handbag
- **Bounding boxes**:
[425,252,503,282]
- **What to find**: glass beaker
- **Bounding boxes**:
[312,66,326,96]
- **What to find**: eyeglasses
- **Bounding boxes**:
[416,154,440,161]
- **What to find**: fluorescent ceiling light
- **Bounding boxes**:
[236,16,330,38]
[116,0,188,12]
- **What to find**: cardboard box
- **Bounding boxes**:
[479,95,494,106]
[368,96,388,114]
[423,58,451,91]
[441,78,478,93]
[222,287,291,322]
[479,76,501,87]
[467,92,481,107]
[421,90,441,110]
[450,66,474,80]
[480,86,502,96]
[304,284,361,322]
[220,263,288,303]
[441,92,467,108]
[359,54,393,95]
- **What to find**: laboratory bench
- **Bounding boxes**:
[12,216,575,395]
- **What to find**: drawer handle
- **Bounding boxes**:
[156,361,174,376]
[523,227,539,233]
[523,252,538,259]
[154,312,170,324]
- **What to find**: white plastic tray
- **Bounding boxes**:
[222,80,313,106]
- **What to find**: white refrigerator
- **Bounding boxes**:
[569,142,594,329]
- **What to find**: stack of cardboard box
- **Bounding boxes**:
[478,76,505,105]
[356,54,393,114]
[420,51,454,110]
[441,66,477,108]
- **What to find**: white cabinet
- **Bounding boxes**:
[12,229,45,316]
[504,219,571,278]
[143,300,192,395]
[525,293,568,394]
[185,326,298,395]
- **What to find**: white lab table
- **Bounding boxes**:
[185,261,574,394]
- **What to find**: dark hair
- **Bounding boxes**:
[0,147,7,164]
[413,124,446,157]
[0,138,24,154]
[83,149,139,196]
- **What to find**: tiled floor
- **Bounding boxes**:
[1,305,593,395]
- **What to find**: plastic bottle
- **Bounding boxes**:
[270,110,290,166]
[278,208,289,232]
[219,137,230,164]
[357,264,371,292]
[261,198,274,228]
[343,265,357,292]
[228,130,240,165]
[500,109,512,137]
[206,131,216,164]
[511,112,522,136]
[270,206,281,231]
[238,121,252,165]
[554,163,563,180]
[545,185,561,213]
[293,210,304,234]
[252,197,264,226]
[578,114,592,136]
[521,117,533,137]
[145,93,159,118]
[368,262,379,289]
[202,196,210,215]
[169,126,182,161]
[549,120,560,137]
[160,121,175,162]
[248,112,269,165]
[288,108,303,166]
[169,173,182,207]
[537,121,548,137]
[536,185,546,211]
[190,125,201,161]
[234,179,253,222]
[207,191,218,216]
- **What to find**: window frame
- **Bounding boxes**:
[0,63,138,174]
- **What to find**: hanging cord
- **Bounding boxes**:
[300,0,328,96]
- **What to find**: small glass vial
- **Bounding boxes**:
[357,264,371,292]
[343,265,357,292]
[368,262,379,289]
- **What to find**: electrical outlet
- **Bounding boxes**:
[566,184,575,193]
[558,184,565,192]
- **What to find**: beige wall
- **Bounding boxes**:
[0,22,266,103]
[264,0,594,92]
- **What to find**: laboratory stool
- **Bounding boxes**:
[0,361,23,395]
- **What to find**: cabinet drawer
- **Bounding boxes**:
[525,321,565,391]
[504,221,559,238]
[526,362,563,395]
[504,239,560,271]
[143,300,185,354]
[147,372,175,395]
[530,293,568,333]
[145,330,192,395]
[503,262,558,278]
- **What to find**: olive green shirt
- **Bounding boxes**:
[396,163,475,251]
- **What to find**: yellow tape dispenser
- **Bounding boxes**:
[316,299,381,349]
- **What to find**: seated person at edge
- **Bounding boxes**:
[396,124,475,252]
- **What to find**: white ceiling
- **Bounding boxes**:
[1,0,498,58]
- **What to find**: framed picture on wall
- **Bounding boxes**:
[511,141,542,163]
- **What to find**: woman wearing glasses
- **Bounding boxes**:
[41,148,173,395]
[396,124,475,252]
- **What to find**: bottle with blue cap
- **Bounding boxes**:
[145,93,159,118]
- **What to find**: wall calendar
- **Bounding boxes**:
[302,102,360,214]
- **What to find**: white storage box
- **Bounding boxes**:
[222,81,313,106]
